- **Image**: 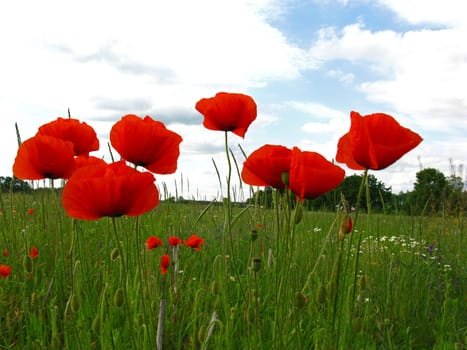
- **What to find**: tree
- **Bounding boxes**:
[0,176,32,193]
[332,174,393,212]
[411,168,449,214]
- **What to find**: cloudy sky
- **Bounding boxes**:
[1,0,466,200]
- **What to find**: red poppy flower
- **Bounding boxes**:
[160,254,170,275]
[13,135,76,180]
[110,115,182,174]
[27,208,35,215]
[184,234,204,251]
[241,144,292,189]
[38,117,99,156]
[336,111,423,170]
[3,249,8,257]
[29,247,39,259]
[146,236,163,250]
[168,236,182,247]
[62,160,159,220]
[0,264,11,278]
[289,147,345,201]
[195,92,257,138]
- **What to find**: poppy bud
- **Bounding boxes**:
[113,288,124,308]
[294,205,303,224]
[92,316,102,334]
[339,214,352,235]
[251,257,262,272]
[210,281,221,295]
[23,255,33,273]
[316,285,327,304]
[295,292,308,309]
[352,317,363,332]
[250,229,259,242]
[358,275,367,291]
[110,247,120,261]
[70,294,80,312]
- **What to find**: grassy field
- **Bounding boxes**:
[0,189,465,349]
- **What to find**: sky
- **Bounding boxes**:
[1,0,466,200]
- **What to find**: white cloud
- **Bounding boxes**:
[309,22,467,132]
[287,101,348,120]
[377,0,467,27]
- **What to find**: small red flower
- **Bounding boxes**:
[336,111,423,170]
[110,115,183,174]
[184,234,204,251]
[27,208,35,215]
[241,144,292,189]
[195,92,257,138]
[13,135,76,180]
[146,236,163,250]
[160,254,170,275]
[29,247,39,259]
[37,117,99,156]
[62,160,159,220]
[289,147,345,201]
[168,236,182,247]
[0,264,11,278]
[3,249,8,257]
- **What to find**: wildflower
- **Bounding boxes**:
[0,264,11,278]
[184,234,204,251]
[62,160,159,220]
[27,208,35,215]
[336,111,422,170]
[110,115,182,174]
[289,147,345,201]
[241,144,292,189]
[195,92,257,138]
[168,236,182,246]
[29,247,39,259]
[146,236,163,250]
[160,254,170,275]
[37,117,99,156]
[3,249,8,257]
[13,135,76,180]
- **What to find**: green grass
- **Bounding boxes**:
[0,190,465,349]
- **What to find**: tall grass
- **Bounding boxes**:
[0,188,465,349]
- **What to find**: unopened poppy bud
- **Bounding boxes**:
[113,288,124,308]
[251,257,262,272]
[339,214,352,236]
[210,280,221,295]
[352,317,363,332]
[23,255,33,273]
[250,229,259,242]
[316,285,327,304]
[70,294,80,312]
[110,247,120,261]
[294,206,303,224]
[92,316,101,334]
[358,275,367,290]
[281,171,289,186]
[295,292,308,309]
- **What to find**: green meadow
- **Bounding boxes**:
[0,188,465,349]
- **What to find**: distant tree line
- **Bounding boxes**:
[0,176,32,193]
[246,167,466,216]
[3,166,466,216]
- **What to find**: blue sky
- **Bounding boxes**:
[1,0,466,200]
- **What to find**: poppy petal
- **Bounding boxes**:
[289,147,345,201]
[241,144,292,189]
